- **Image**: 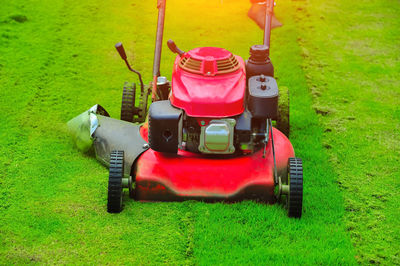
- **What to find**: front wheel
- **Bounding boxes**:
[287,157,303,218]
[107,150,124,213]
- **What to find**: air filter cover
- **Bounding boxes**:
[248,75,279,119]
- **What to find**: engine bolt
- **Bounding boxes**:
[260,83,267,90]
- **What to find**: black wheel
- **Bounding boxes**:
[133,84,150,123]
[287,157,303,218]
[121,82,136,122]
[277,86,290,137]
[121,82,150,123]
[107,150,124,213]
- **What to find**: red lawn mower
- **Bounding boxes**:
[68,0,303,218]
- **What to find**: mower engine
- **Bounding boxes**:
[148,45,278,155]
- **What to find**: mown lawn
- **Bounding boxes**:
[292,0,400,263]
[0,0,398,264]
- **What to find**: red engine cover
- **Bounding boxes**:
[170,47,246,118]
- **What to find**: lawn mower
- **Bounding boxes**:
[67,0,303,218]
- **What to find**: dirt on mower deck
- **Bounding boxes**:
[0,0,398,264]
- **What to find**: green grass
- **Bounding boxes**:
[0,0,398,264]
[291,0,400,263]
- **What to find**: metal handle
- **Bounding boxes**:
[151,0,167,100]
[167,40,185,56]
[263,0,275,49]
[152,0,166,78]
[115,42,127,60]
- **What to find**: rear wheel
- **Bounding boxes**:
[120,82,150,123]
[287,157,303,218]
[121,83,136,122]
[134,84,150,123]
[107,150,124,213]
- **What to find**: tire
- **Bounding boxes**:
[277,86,290,137]
[121,82,136,122]
[287,157,303,218]
[107,150,124,213]
[133,85,150,123]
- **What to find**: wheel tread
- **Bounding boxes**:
[288,157,303,218]
[107,150,125,213]
[120,83,135,122]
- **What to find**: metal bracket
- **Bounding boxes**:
[269,119,279,184]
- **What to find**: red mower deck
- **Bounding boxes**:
[135,125,294,201]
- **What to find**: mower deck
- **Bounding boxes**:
[134,125,294,202]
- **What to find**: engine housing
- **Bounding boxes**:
[148,46,280,155]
